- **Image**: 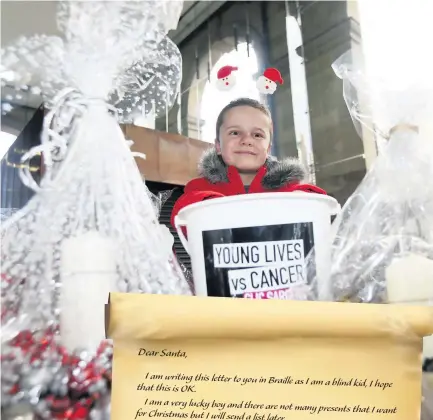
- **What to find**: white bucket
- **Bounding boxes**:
[175,192,340,300]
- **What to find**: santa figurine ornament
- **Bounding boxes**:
[215,65,238,91]
[256,67,284,95]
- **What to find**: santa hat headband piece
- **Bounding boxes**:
[215,65,283,95]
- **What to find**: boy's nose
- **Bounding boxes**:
[240,135,253,146]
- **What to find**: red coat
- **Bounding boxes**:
[171,149,326,227]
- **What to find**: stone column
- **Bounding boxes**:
[300,0,369,202]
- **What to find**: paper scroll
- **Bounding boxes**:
[107,293,433,420]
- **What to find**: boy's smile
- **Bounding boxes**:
[234,150,257,156]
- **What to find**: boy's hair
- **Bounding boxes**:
[215,98,273,143]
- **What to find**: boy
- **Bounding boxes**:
[171,98,326,227]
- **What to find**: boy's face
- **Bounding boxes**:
[216,106,272,173]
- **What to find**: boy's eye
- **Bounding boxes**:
[254,133,264,138]
[229,130,240,136]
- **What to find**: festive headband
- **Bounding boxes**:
[215,65,284,95]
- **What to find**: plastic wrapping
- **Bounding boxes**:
[0,209,20,223]
[329,50,433,304]
[1,1,189,418]
[147,187,174,219]
[0,1,182,122]
[330,49,433,419]
[146,187,195,293]
[109,36,182,123]
[1,0,191,333]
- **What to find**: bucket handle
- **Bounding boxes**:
[330,200,342,216]
[330,200,342,228]
[174,215,189,254]
[330,201,343,237]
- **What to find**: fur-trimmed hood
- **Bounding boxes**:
[198,148,306,189]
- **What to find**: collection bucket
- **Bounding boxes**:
[175,192,340,300]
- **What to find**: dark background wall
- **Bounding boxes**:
[157,0,367,204]
[1,1,369,206]
[1,105,44,209]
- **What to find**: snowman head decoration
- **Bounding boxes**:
[215,65,239,91]
[256,68,284,95]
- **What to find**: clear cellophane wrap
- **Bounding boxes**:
[1,0,191,338]
[329,49,433,303]
[0,1,191,418]
[330,49,433,418]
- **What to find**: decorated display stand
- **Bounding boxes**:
[1,2,192,419]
